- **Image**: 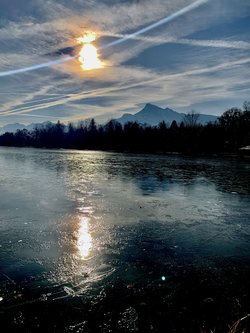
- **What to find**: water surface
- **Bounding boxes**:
[0,147,249,332]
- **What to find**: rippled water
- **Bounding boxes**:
[0,147,249,332]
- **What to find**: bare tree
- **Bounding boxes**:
[243,100,250,112]
[183,110,200,127]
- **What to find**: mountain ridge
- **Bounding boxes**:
[0,104,218,134]
[115,103,217,126]
[0,121,53,135]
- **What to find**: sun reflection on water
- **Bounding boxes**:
[77,216,92,259]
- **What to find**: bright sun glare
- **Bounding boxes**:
[77,32,104,71]
[77,217,92,259]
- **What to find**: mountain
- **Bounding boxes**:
[0,121,54,135]
[0,123,27,135]
[0,105,217,135]
[115,103,217,126]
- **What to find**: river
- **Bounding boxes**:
[0,147,249,332]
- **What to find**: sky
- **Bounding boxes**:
[0,0,250,126]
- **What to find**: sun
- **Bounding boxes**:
[78,44,103,71]
[77,32,104,71]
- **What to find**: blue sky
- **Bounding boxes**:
[0,0,249,125]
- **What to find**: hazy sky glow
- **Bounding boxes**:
[0,0,249,125]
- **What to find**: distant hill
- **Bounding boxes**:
[0,121,53,135]
[115,103,217,126]
[0,123,27,135]
[0,104,217,135]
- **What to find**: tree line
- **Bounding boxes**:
[0,102,249,155]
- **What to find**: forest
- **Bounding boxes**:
[0,102,250,155]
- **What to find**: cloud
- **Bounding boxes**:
[1,55,249,120]
[0,0,250,125]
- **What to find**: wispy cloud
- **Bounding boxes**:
[1,56,249,119]
[0,0,249,125]
[108,32,250,50]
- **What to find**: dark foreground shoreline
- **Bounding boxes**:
[1,257,249,332]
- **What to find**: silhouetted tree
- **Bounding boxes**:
[158,120,167,132]
[183,110,200,128]
[219,107,243,152]
[1,102,249,156]
[243,100,250,112]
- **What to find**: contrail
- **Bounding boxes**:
[0,56,75,77]
[101,0,209,49]
[108,33,250,50]
[0,0,209,78]
[2,56,250,118]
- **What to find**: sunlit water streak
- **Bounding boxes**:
[77,217,92,259]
